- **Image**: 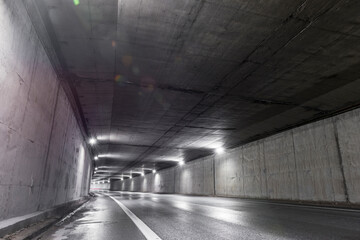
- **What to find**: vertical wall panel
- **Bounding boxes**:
[336,110,360,203]
[112,108,360,205]
[0,1,92,221]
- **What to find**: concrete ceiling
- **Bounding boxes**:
[31,0,360,179]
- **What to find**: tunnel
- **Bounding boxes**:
[1,0,360,239]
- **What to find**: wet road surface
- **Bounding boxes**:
[37,191,360,240]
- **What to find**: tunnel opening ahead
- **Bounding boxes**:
[1,0,360,239]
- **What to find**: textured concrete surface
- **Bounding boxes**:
[0,197,88,238]
[0,1,91,222]
[335,110,360,203]
[175,155,214,195]
[90,182,110,191]
[153,168,175,193]
[115,107,360,205]
[20,0,360,176]
[2,0,360,232]
[38,191,360,240]
[112,167,176,194]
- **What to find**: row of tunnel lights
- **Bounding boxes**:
[92,168,158,185]
[89,137,226,184]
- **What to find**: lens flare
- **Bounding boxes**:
[122,55,133,67]
[132,66,140,75]
[141,77,156,92]
[114,74,127,85]
[114,74,121,82]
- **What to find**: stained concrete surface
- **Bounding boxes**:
[22,0,360,176]
[37,191,360,240]
[114,107,360,205]
[2,0,360,235]
[0,1,92,222]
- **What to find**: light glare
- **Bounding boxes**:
[179,160,184,166]
[152,169,156,173]
[89,138,97,145]
[216,147,225,154]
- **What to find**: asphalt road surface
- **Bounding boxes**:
[37,191,360,240]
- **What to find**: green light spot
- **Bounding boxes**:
[73,0,80,6]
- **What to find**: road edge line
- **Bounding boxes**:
[107,195,162,240]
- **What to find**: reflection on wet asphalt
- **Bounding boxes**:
[38,191,360,240]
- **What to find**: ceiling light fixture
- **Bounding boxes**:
[152,169,156,173]
[216,147,225,154]
[94,156,98,160]
[89,138,97,145]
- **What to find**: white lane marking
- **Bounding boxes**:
[114,191,360,213]
[107,194,162,240]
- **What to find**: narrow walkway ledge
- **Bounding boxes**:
[0,197,89,238]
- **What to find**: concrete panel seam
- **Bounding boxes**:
[332,118,350,202]
[323,122,338,202]
[213,156,216,196]
[291,130,300,199]
[53,101,72,203]
[37,81,61,211]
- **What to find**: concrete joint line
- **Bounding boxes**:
[107,195,162,240]
[332,119,350,202]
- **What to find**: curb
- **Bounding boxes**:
[0,196,90,238]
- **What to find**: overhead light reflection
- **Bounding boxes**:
[97,153,130,159]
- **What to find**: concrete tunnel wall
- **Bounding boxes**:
[112,107,360,205]
[0,1,92,221]
[90,182,110,191]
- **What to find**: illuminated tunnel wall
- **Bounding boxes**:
[113,107,360,205]
[0,1,92,221]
